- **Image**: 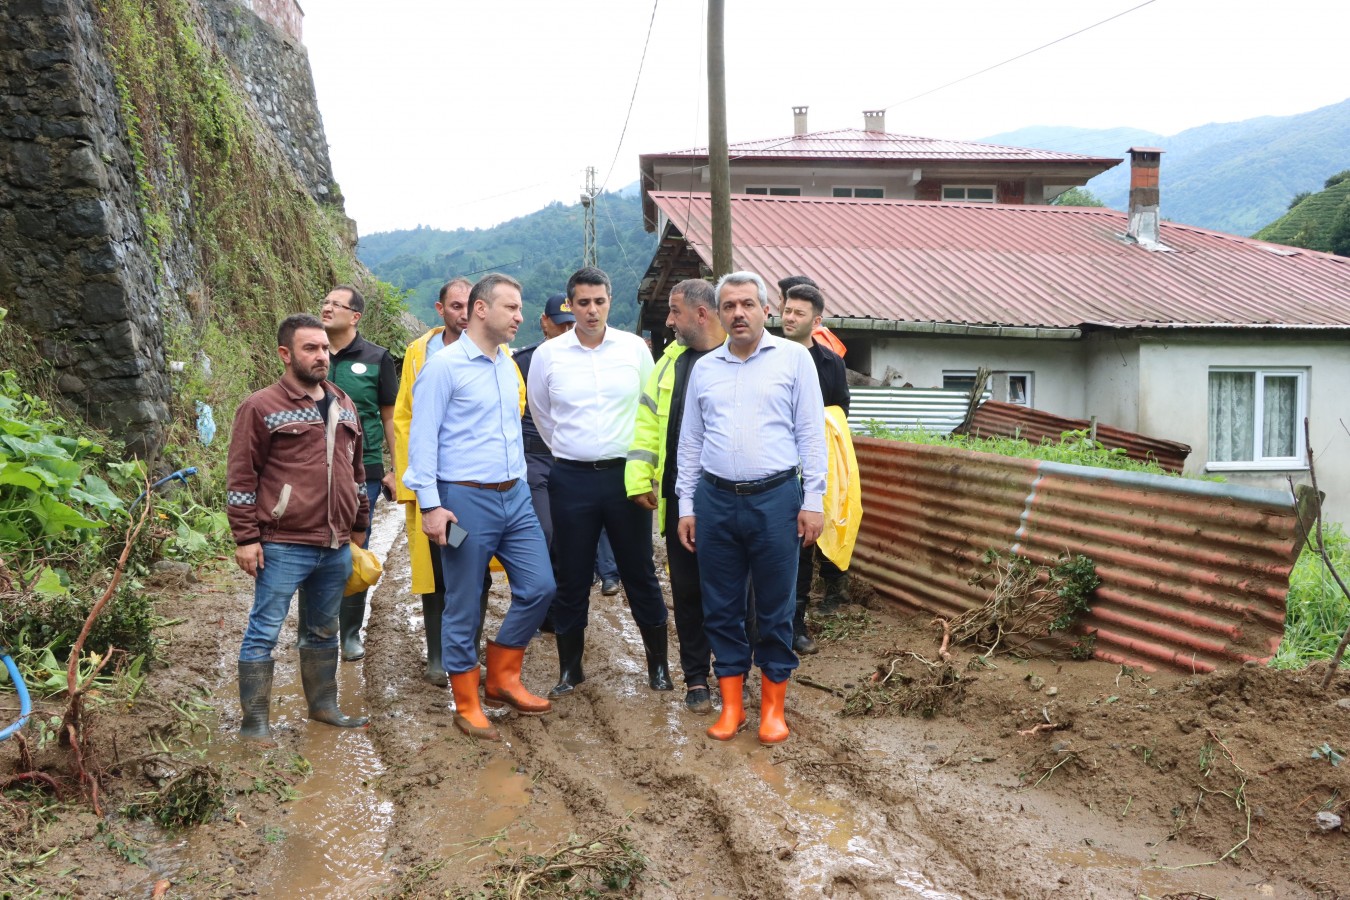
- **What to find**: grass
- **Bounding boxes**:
[1270,524,1350,670]
[858,423,1184,477]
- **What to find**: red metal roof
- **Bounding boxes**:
[648,192,1350,329]
[643,129,1119,165]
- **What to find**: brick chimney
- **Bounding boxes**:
[863,109,885,132]
[793,106,809,136]
[1126,147,1163,245]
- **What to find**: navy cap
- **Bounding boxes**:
[544,293,575,324]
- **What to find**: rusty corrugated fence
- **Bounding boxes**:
[852,437,1296,673]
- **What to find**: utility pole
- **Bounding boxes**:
[707,0,732,277]
[581,165,600,267]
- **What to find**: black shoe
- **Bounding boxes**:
[793,633,819,655]
[637,623,675,691]
[601,577,621,596]
[549,630,586,698]
[684,685,712,714]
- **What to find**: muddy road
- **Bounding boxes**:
[8,501,1347,898]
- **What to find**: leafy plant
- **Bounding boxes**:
[1270,524,1350,670]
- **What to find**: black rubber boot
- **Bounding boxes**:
[792,600,818,655]
[238,659,275,743]
[548,630,586,698]
[638,623,675,691]
[821,575,849,612]
[421,593,447,687]
[299,648,369,728]
[339,595,366,661]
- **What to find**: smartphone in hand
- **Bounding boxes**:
[446,520,469,549]
[381,483,395,502]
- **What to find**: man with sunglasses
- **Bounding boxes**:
[322,284,399,661]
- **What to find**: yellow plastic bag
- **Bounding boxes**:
[345,544,383,596]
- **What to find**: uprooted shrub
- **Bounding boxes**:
[951,549,1100,658]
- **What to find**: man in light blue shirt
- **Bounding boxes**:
[676,271,826,746]
[404,273,554,741]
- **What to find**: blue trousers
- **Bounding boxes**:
[548,462,667,636]
[240,542,351,661]
[437,480,553,674]
[694,475,801,683]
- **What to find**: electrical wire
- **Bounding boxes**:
[601,0,660,193]
[881,0,1159,112]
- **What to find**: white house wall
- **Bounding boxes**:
[868,336,1086,417]
[1082,332,1141,430]
[1135,333,1349,524]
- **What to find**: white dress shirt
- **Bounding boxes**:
[526,326,655,461]
[675,331,826,517]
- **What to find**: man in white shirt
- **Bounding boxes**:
[676,271,826,745]
[527,266,673,699]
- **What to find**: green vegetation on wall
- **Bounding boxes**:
[97,0,407,486]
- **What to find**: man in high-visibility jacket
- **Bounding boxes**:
[625,279,726,714]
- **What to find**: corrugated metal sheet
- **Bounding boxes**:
[848,387,985,434]
[958,400,1191,473]
[643,130,1120,164]
[851,437,1297,673]
[648,192,1350,329]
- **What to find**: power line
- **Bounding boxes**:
[881,0,1159,112]
[601,0,660,193]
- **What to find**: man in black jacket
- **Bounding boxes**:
[780,281,851,654]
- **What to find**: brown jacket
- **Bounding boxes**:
[226,373,370,548]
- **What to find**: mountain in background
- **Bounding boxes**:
[982,98,1350,236]
[357,188,657,346]
[1251,170,1350,254]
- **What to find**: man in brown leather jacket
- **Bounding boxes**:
[226,313,371,744]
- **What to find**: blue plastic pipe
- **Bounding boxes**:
[0,652,33,742]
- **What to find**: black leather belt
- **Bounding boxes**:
[555,457,625,470]
[524,438,552,456]
[703,467,798,496]
[451,479,518,492]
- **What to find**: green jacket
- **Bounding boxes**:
[624,342,685,534]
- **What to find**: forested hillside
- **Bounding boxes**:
[358,190,657,346]
[983,98,1350,236]
[1252,170,1350,255]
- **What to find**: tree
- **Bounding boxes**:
[1052,187,1106,208]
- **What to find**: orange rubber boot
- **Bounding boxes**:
[759,675,790,745]
[707,675,747,741]
[484,640,552,716]
[449,668,500,741]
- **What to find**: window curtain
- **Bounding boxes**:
[1208,372,1254,462]
[1261,375,1298,458]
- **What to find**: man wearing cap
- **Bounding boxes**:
[392,277,493,685]
[322,284,399,662]
[677,271,826,745]
[527,266,673,699]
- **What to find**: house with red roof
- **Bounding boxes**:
[634,149,1350,521]
[638,107,1121,233]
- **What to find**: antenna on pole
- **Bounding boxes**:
[581,166,599,267]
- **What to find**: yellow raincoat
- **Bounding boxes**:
[817,405,861,570]
[393,327,525,593]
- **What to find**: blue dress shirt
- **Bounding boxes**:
[675,331,826,517]
[403,332,525,509]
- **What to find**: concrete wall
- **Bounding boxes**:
[1082,331,1141,430]
[866,334,1087,417]
[1135,331,1350,524]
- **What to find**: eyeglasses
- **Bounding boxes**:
[320,298,356,312]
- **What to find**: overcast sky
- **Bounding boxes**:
[301,0,1346,236]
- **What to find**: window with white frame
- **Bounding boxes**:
[942,185,996,203]
[832,187,885,199]
[744,186,801,196]
[943,370,1032,406]
[1207,368,1307,468]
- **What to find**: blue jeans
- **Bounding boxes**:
[240,542,352,661]
[694,475,801,683]
[594,529,619,581]
[437,480,554,674]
